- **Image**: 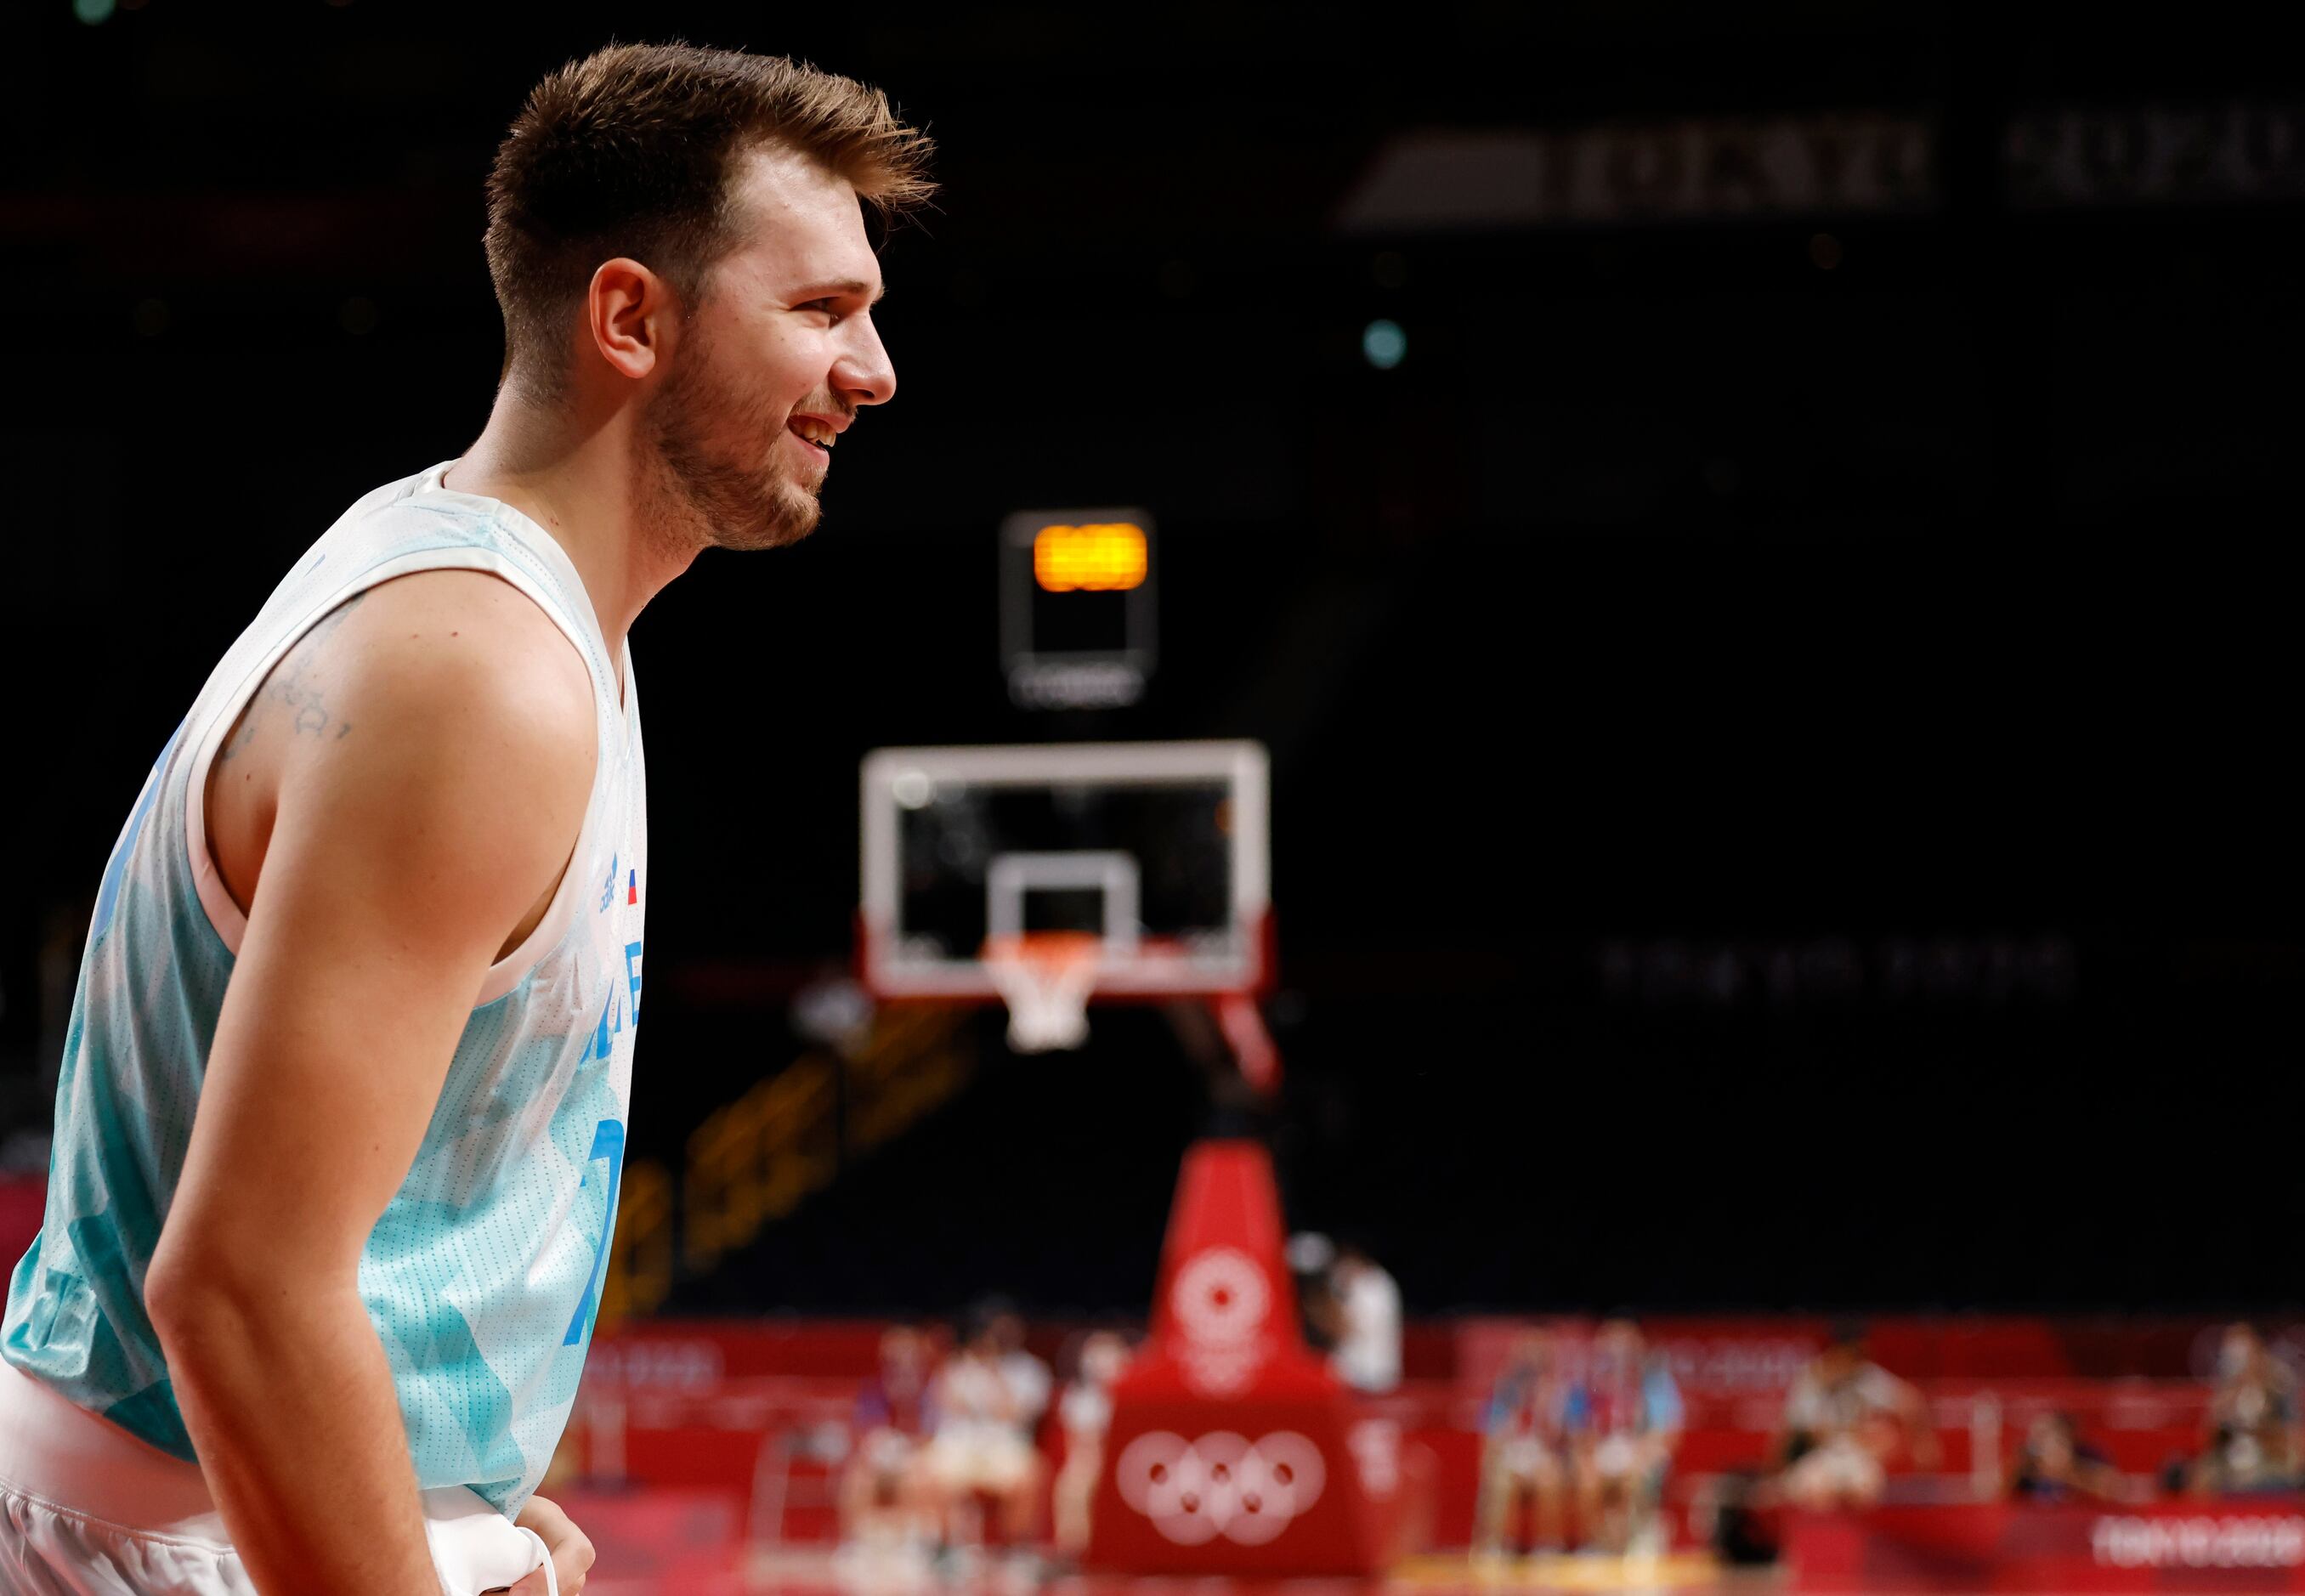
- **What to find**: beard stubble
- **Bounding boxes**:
[643,336,826,555]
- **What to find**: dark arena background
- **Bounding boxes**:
[6,3,2305,1594]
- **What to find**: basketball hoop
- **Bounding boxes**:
[983,932,1104,1053]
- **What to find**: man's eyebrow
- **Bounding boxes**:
[794,279,887,305]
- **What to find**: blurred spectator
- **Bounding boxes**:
[2193,1322,2302,1496]
[856,1323,937,1439]
[1569,1319,1684,1554]
[1475,1330,1573,1558]
[2006,1411,2127,1503]
[985,1302,1053,1440]
[1776,1325,1940,1510]
[926,1309,1047,1557]
[1288,1231,1341,1352]
[837,1326,943,1591]
[1051,1331,1131,1560]
[1326,1240,1402,1395]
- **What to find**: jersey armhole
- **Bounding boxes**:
[182,546,610,1008]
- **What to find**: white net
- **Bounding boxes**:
[983,934,1102,1052]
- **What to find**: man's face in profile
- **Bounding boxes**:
[647,144,895,552]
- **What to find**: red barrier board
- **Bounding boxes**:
[588,1319,898,1384]
[1788,1500,2305,1592]
[1085,1139,1396,1576]
[1458,1316,2305,1402]
[574,1307,2290,1561]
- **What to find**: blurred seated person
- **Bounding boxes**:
[926,1308,1047,1549]
[2006,1411,2127,1503]
[2193,1322,2302,1495]
[985,1300,1053,1440]
[1776,1324,1940,1510]
[841,1325,939,1551]
[1052,1332,1131,1560]
[1327,1239,1402,1395]
[1475,1330,1574,1557]
[1288,1231,1341,1354]
[1569,1319,1685,1554]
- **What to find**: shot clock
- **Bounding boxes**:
[999,507,1158,710]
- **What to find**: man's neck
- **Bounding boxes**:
[442,385,699,664]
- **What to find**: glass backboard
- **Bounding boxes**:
[859,741,1271,1002]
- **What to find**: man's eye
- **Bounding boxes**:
[802,299,841,320]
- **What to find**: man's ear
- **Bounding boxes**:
[586,258,671,382]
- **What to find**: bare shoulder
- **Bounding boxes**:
[331,567,594,721]
[210,569,597,931]
[292,569,597,823]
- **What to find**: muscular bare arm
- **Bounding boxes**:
[145,570,595,1596]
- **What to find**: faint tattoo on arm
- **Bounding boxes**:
[217,592,365,758]
[217,710,258,762]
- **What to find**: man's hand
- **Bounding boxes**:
[504,1496,595,1595]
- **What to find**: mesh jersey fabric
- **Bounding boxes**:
[1,460,648,1516]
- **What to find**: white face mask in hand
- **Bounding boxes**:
[422,1486,555,1596]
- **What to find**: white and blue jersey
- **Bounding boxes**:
[2,460,647,1516]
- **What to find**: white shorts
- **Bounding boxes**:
[1784,1435,1885,1501]
[1591,1434,1652,1481]
[926,1426,1036,1493]
[1495,1436,1564,1483]
[0,1357,550,1596]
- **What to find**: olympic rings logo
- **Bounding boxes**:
[1114,1430,1327,1545]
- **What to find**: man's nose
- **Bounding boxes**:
[834,316,896,407]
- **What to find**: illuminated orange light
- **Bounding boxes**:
[1034,522,1148,592]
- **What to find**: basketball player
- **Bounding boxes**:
[1775,1325,1939,1510]
[925,1311,1048,1558]
[1475,1330,1573,1558]
[1566,1319,1682,1554]
[0,44,930,1596]
[1051,1332,1130,1560]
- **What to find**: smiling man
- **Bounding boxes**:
[0,45,930,1596]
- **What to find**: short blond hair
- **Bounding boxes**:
[484,42,934,389]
